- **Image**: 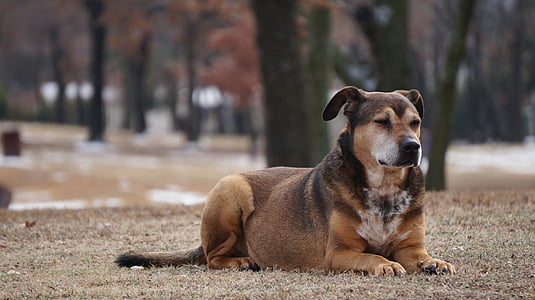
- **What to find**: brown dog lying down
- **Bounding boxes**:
[116,86,455,276]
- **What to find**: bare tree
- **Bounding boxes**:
[426,0,476,191]
[165,1,226,142]
[85,0,107,142]
[507,0,528,142]
[355,0,413,91]
[306,1,333,164]
[252,0,312,167]
[48,26,66,124]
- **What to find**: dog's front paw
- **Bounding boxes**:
[232,257,260,271]
[418,258,455,274]
[372,261,406,276]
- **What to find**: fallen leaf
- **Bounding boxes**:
[25,221,37,228]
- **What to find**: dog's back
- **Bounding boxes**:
[240,166,330,270]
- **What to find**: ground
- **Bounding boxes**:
[1,123,535,298]
[1,191,534,299]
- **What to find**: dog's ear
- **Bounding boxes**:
[396,89,424,119]
[322,86,366,121]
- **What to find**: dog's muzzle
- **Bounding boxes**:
[374,138,422,168]
[398,139,422,167]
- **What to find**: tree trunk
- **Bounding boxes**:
[506,0,527,142]
[164,68,180,131]
[48,27,66,124]
[132,33,150,134]
[75,82,86,125]
[184,17,201,142]
[85,0,106,142]
[306,3,333,164]
[426,0,476,191]
[464,16,483,142]
[355,0,413,91]
[122,33,150,134]
[121,61,132,130]
[252,0,312,167]
[333,47,366,87]
[464,16,504,142]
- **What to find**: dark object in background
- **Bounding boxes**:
[2,127,21,156]
[0,185,11,209]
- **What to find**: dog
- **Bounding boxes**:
[116,86,455,275]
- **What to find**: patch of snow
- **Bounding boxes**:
[146,188,206,206]
[0,156,35,169]
[93,197,124,207]
[447,144,535,175]
[10,199,89,210]
[9,197,124,211]
[75,141,115,153]
[15,190,51,203]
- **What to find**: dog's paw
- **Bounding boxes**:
[372,261,406,276]
[418,258,455,274]
[232,257,260,271]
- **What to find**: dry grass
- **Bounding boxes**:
[1,190,534,299]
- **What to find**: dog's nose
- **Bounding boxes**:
[401,140,420,153]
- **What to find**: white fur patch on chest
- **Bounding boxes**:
[356,188,413,255]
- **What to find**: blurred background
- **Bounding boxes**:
[0,0,534,210]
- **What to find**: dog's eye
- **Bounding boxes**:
[374,119,391,127]
[410,120,421,127]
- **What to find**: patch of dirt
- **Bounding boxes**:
[1,122,264,208]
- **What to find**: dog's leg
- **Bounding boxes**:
[201,175,258,270]
[326,212,406,275]
[327,249,406,276]
[392,243,455,274]
[391,214,456,274]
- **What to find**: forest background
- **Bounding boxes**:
[0,0,534,189]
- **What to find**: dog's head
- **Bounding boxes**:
[323,86,424,169]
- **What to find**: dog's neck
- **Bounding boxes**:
[365,165,410,192]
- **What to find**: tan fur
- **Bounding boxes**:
[115,86,455,276]
[200,175,256,269]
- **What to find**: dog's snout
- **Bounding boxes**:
[401,140,420,153]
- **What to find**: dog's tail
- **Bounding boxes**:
[115,246,206,268]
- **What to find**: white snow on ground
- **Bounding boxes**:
[0,156,35,169]
[9,197,124,210]
[146,188,206,206]
[10,189,206,210]
[447,144,535,174]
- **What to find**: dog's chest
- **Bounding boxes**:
[356,188,413,254]
[363,188,413,221]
